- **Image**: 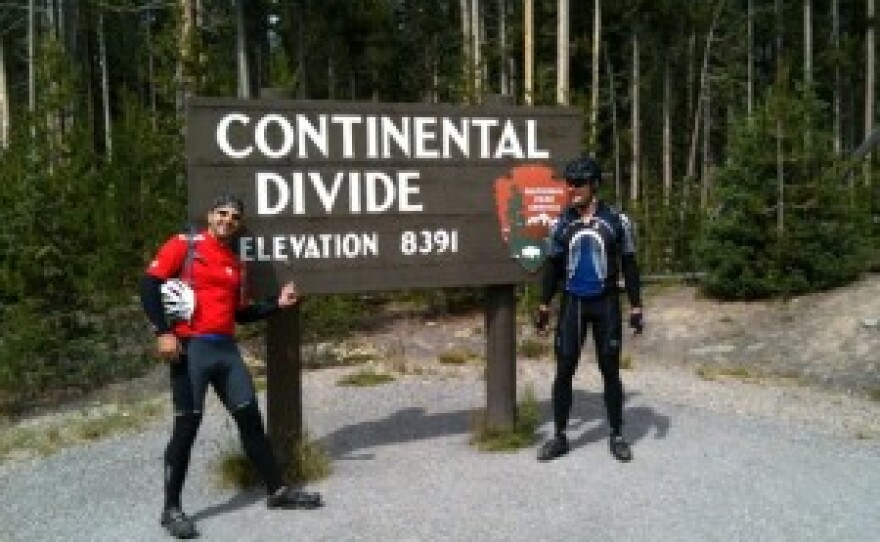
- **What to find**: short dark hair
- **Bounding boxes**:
[211,192,244,215]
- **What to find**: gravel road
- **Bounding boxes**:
[2,362,878,542]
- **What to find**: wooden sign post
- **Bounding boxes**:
[485,285,517,430]
[265,306,302,467]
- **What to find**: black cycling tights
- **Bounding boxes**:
[231,402,284,494]
[164,413,202,510]
[163,403,284,510]
[552,295,624,437]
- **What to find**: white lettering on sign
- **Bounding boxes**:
[215,113,550,160]
[216,113,252,158]
[400,229,459,256]
[255,170,423,215]
[255,114,295,158]
[238,229,461,262]
[240,232,380,261]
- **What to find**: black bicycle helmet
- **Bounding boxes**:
[563,155,602,187]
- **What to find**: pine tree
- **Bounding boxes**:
[698,83,869,299]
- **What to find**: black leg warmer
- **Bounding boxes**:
[231,402,284,494]
[164,413,203,510]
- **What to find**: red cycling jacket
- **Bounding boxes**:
[146,230,246,337]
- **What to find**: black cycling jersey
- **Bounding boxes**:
[541,202,641,308]
[539,200,643,439]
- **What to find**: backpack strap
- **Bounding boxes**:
[179,226,200,285]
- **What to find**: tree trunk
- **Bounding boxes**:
[0,38,8,149]
[687,0,725,182]
[607,53,621,206]
[832,0,841,154]
[631,28,640,202]
[701,85,712,210]
[499,0,509,95]
[747,0,754,114]
[98,11,112,160]
[474,0,483,102]
[776,0,785,234]
[28,0,36,116]
[590,0,601,150]
[804,0,813,149]
[804,0,812,86]
[298,1,306,99]
[557,0,569,105]
[236,0,250,99]
[145,12,157,126]
[865,0,875,186]
[663,60,671,205]
[460,0,472,102]
[177,0,195,115]
[524,0,533,105]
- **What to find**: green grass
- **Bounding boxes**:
[517,338,551,359]
[0,398,165,461]
[472,385,541,452]
[337,367,395,387]
[216,431,331,489]
[437,349,482,365]
[695,364,803,386]
[696,364,760,381]
[868,388,880,402]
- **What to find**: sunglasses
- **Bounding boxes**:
[214,209,243,221]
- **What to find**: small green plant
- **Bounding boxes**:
[696,364,764,382]
[286,434,332,482]
[216,431,331,489]
[868,388,880,403]
[472,385,541,452]
[696,364,753,381]
[216,451,260,489]
[620,353,634,370]
[437,349,481,365]
[518,338,551,359]
[337,367,395,387]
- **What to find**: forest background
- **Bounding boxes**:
[0,0,878,408]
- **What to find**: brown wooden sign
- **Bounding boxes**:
[186,98,581,296]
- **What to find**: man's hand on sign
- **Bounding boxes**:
[278,282,300,308]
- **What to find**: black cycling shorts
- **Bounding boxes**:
[170,336,256,415]
[555,293,622,363]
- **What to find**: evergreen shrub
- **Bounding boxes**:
[698,84,870,299]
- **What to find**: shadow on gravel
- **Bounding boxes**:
[320,405,474,460]
[560,391,672,454]
[319,390,671,460]
[191,490,263,522]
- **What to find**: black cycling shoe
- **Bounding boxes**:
[537,434,569,462]
[160,507,199,539]
[610,434,633,462]
[267,486,324,510]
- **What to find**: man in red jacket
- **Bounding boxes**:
[140,193,322,539]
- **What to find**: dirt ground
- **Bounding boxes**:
[631,273,880,393]
[334,272,880,395]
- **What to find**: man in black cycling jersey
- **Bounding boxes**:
[140,193,322,539]
[535,155,644,463]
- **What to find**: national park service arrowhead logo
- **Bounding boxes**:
[494,165,569,273]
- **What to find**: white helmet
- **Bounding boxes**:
[160,279,196,322]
